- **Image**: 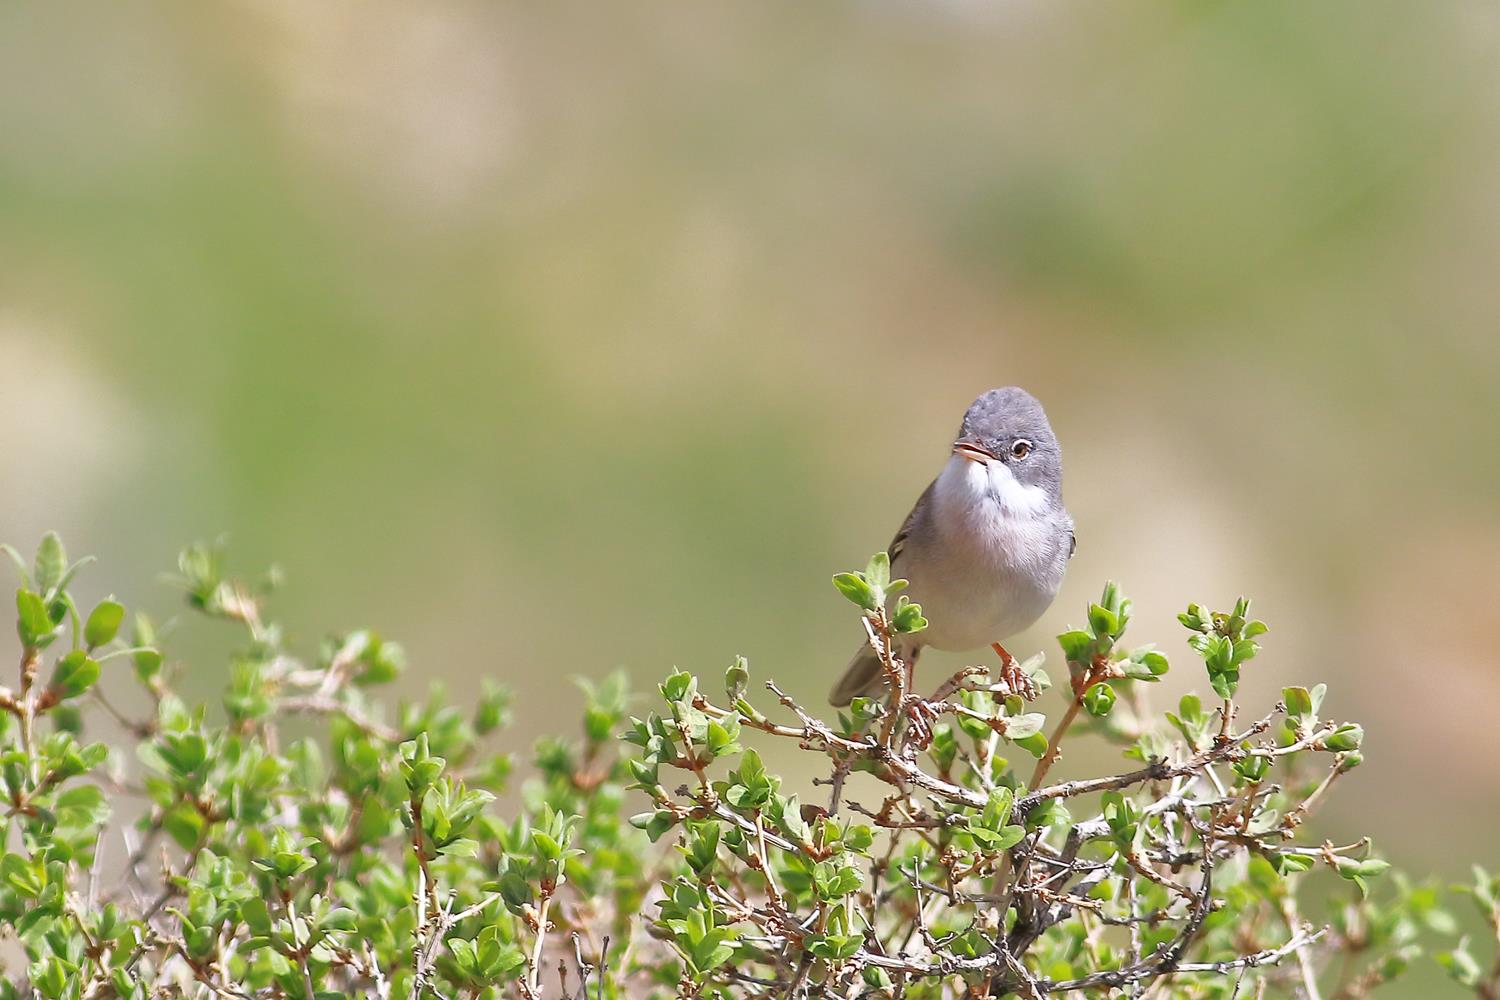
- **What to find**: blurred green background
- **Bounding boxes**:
[2,0,1496,974]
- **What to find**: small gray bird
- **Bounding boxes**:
[829,387,1074,706]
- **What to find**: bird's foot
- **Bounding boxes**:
[991,642,1040,702]
[899,696,940,751]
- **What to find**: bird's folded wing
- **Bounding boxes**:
[887,479,935,569]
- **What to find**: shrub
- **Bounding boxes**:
[0,534,1492,998]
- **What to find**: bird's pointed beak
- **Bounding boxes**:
[952,435,996,464]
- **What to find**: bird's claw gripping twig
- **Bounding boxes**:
[900,697,940,750]
[991,642,1040,702]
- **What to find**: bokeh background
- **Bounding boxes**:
[3,1,1497,988]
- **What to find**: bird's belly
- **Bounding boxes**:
[908,573,1053,651]
[899,516,1064,652]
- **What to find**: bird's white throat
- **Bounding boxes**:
[934,453,1051,522]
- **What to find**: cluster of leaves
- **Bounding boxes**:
[0,536,640,1000]
[0,533,1493,999]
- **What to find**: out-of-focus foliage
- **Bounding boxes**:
[0,534,1492,997]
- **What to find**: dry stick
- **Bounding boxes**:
[18,648,40,787]
[1171,928,1328,975]
[1251,726,1338,758]
[1022,712,1276,810]
[1042,846,1217,993]
[597,936,610,1000]
[927,665,991,704]
[704,675,1289,993]
[1280,896,1325,1000]
[1125,874,1144,999]
[529,894,554,998]
[866,613,905,749]
[747,680,1274,818]
[849,921,1321,990]
[1003,676,1126,915]
[279,693,401,742]
[1284,763,1347,831]
[1029,697,1084,791]
[1219,698,1237,742]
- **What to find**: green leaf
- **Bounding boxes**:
[530,831,562,861]
[1269,852,1314,875]
[982,788,1015,829]
[832,573,877,611]
[1322,724,1363,752]
[1082,682,1115,717]
[1122,648,1169,681]
[704,719,741,757]
[1002,712,1046,740]
[0,544,30,586]
[990,825,1026,851]
[133,648,164,684]
[1087,603,1119,638]
[54,785,108,827]
[1209,668,1239,700]
[1437,941,1482,987]
[16,589,59,648]
[241,897,271,934]
[438,838,479,858]
[1057,629,1093,664]
[498,870,533,912]
[660,670,693,704]
[1013,732,1048,759]
[776,794,812,844]
[1025,799,1071,831]
[725,656,749,701]
[33,533,66,594]
[1,853,44,898]
[891,596,928,634]
[84,600,126,647]
[51,651,101,700]
[161,802,206,851]
[1232,754,1270,783]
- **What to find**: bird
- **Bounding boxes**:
[829,387,1074,706]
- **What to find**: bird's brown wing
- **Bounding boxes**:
[830,481,936,707]
[887,479,936,571]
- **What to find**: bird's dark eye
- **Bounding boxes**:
[1010,439,1033,459]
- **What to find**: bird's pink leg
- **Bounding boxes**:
[991,642,1039,701]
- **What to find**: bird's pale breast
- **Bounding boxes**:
[899,456,1070,652]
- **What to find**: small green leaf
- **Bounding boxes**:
[725,656,749,701]
[498,870,533,912]
[1057,630,1092,664]
[1087,603,1119,638]
[33,533,66,594]
[241,897,271,934]
[16,590,59,648]
[1082,682,1115,717]
[891,596,927,634]
[1002,713,1046,740]
[84,599,126,647]
[1013,732,1048,759]
[1322,724,1363,752]
[51,651,101,700]
[832,573,877,611]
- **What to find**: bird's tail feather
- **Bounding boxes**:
[829,643,920,707]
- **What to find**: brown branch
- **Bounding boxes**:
[278,694,402,742]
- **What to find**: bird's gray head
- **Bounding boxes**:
[951,387,1063,501]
